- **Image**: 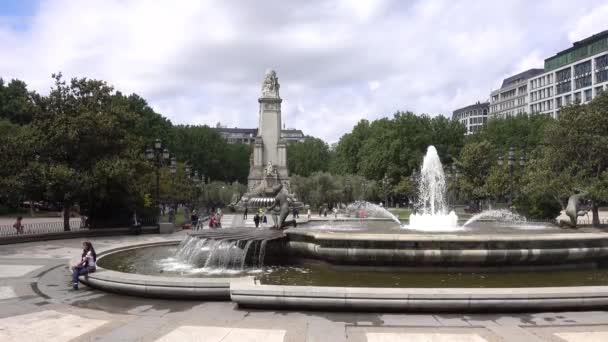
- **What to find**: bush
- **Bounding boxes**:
[514,193,562,220]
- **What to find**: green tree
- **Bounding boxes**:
[455,140,495,207]
[0,79,40,125]
[535,93,608,225]
[33,73,151,228]
[287,137,331,177]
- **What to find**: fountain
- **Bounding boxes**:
[407,146,460,231]
[78,71,608,312]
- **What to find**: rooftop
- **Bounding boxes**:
[454,101,490,113]
[501,68,544,88]
[545,29,608,71]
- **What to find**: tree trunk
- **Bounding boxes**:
[63,202,71,231]
[592,202,600,227]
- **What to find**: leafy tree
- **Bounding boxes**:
[0,79,40,125]
[331,119,371,174]
[454,140,495,208]
[533,93,608,225]
[32,73,151,228]
[469,113,553,151]
[287,137,331,177]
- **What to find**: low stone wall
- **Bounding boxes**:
[0,226,159,245]
[286,230,608,266]
[230,279,608,312]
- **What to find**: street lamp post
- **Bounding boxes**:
[382,174,390,208]
[169,157,176,222]
[498,146,526,206]
[145,138,170,214]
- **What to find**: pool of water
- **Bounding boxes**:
[99,245,608,288]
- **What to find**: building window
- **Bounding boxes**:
[585,89,592,102]
[556,68,572,94]
[565,95,571,105]
[574,92,581,103]
[575,70,592,89]
[556,97,562,108]
[597,86,605,95]
[595,54,608,83]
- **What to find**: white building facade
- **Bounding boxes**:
[452,101,489,135]
[528,30,608,118]
[489,68,543,118]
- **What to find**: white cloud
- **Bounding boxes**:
[0,0,606,142]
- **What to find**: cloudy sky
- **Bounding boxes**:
[0,1,607,142]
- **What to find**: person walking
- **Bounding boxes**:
[307,208,311,220]
[13,217,24,234]
[190,210,199,229]
[71,241,96,290]
[243,206,248,220]
[253,213,260,228]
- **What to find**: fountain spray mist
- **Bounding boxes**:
[408,146,460,231]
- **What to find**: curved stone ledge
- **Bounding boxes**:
[81,269,230,299]
[230,280,608,312]
[286,231,608,266]
[80,241,231,300]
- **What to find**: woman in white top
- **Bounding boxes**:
[71,241,97,290]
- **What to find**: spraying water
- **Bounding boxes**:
[408,146,460,231]
[346,200,401,225]
[463,209,527,227]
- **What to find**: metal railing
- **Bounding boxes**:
[0,219,87,237]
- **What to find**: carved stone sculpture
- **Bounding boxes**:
[565,190,589,228]
[267,183,296,230]
[261,69,280,98]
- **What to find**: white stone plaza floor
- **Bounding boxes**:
[2,227,608,341]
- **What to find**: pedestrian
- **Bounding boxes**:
[253,213,260,228]
[307,208,311,219]
[333,207,338,218]
[13,217,24,234]
[323,207,327,217]
[216,209,223,228]
[191,210,199,228]
[71,241,96,290]
[209,215,217,228]
[243,206,248,220]
[292,207,297,219]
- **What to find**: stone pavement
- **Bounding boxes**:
[2,233,608,341]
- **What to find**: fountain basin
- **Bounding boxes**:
[285,229,608,266]
[80,241,232,299]
[84,227,608,312]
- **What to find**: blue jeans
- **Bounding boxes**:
[72,266,90,284]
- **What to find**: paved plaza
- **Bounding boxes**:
[0,230,607,341]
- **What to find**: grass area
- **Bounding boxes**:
[160,211,189,226]
[388,208,412,220]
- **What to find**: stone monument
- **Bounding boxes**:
[248,69,289,190]
[236,70,301,211]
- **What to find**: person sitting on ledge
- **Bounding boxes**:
[71,241,96,290]
[13,216,24,234]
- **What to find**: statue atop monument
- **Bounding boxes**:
[261,69,280,98]
[234,70,302,212]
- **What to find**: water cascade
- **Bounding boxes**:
[408,146,460,231]
[159,233,276,274]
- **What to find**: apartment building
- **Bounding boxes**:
[452,101,489,134]
[528,30,608,118]
[489,68,544,118]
